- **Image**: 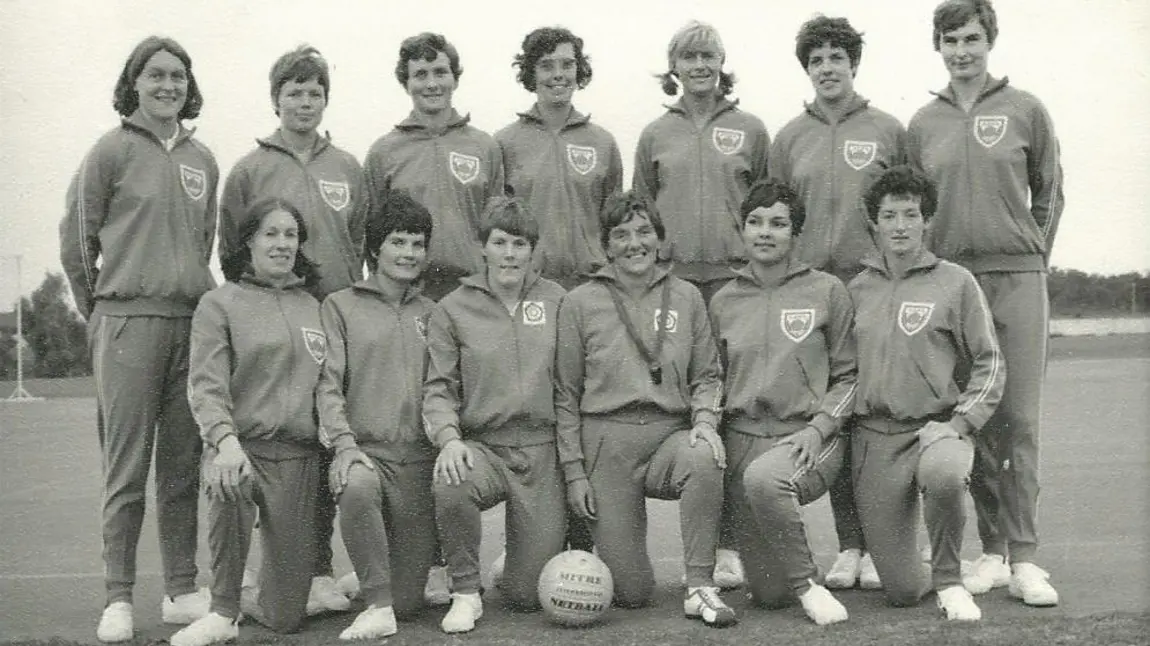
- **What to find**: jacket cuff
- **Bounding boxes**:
[433,426,462,450]
[691,409,720,431]
[330,433,358,453]
[204,423,236,449]
[949,415,976,437]
[809,413,836,440]
[562,461,587,483]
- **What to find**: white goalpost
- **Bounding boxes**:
[5,254,41,402]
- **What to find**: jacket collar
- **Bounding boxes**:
[802,93,871,125]
[351,274,424,304]
[256,129,332,158]
[665,96,739,122]
[238,272,307,291]
[588,262,673,292]
[395,109,471,132]
[859,249,940,278]
[122,111,194,147]
[931,75,1010,107]
[731,257,812,287]
[517,104,590,130]
[458,269,543,298]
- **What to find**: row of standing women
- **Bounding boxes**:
[60,0,1063,643]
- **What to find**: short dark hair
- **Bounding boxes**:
[933,0,998,50]
[795,15,864,70]
[113,36,203,120]
[599,191,665,251]
[366,191,434,270]
[864,165,938,223]
[479,196,539,247]
[269,45,329,114]
[740,179,807,235]
[395,33,462,86]
[222,199,319,286]
[513,27,593,92]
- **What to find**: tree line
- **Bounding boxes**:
[1,268,1148,380]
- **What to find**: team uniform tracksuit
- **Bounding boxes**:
[709,263,856,606]
[59,113,218,606]
[849,251,1005,604]
[632,98,770,302]
[187,277,325,632]
[219,129,367,579]
[770,95,907,556]
[908,76,1063,564]
[496,106,623,288]
[363,110,504,300]
[555,265,724,607]
[422,273,567,609]
[316,277,438,616]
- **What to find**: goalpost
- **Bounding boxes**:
[5,254,41,402]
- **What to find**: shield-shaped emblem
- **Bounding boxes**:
[522,301,546,325]
[566,144,597,175]
[448,151,480,184]
[843,140,877,171]
[973,116,1008,148]
[318,179,350,211]
[654,308,679,333]
[898,302,935,336]
[711,127,745,155]
[301,327,327,364]
[179,164,206,201]
[780,309,816,343]
[414,314,429,342]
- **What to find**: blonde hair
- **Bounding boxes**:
[659,21,735,96]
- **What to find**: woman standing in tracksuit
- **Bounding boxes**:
[423,197,567,633]
[849,165,1004,621]
[710,179,857,627]
[59,36,216,643]
[176,199,326,646]
[908,0,1063,606]
[769,15,908,592]
[555,191,736,628]
[494,25,623,558]
[218,44,365,616]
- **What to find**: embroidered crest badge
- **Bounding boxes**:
[448,151,480,184]
[780,309,816,343]
[522,301,546,325]
[654,308,679,333]
[301,327,327,364]
[973,116,1008,148]
[711,127,745,155]
[179,164,206,201]
[843,140,877,171]
[318,179,350,211]
[566,144,597,175]
[898,302,935,336]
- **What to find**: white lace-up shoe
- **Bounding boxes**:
[1009,562,1059,607]
[96,601,133,643]
[799,581,849,625]
[169,611,239,646]
[825,548,861,589]
[684,586,738,628]
[937,585,982,621]
[963,553,1010,595]
[339,605,398,640]
[163,588,211,624]
[440,592,483,633]
[307,575,351,615]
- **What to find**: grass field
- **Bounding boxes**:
[1,334,1148,645]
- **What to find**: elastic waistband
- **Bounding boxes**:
[582,403,687,428]
[724,415,807,438]
[94,297,197,318]
[241,438,321,461]
[473,419,556,448]
[854,414,946,435]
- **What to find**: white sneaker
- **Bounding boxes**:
[424,565,452,607]
[163,588,211,624]
[307,575,351,615]
[335,572,361,600]
[339,605,398,640]
[825,548,861,589]
[798,581,848,626]
[858,553,882,590]
[440,592,483,633]
[937,585,982,621]
[962,553,1010,595]
[96,601,133,643]
[684,586,738,628]
[713,549,746,589]
[490,550,506,588]
[1009,562,1059,607]
[169,612,239,646]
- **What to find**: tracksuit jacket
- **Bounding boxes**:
[316,276,436,463]
[496,106,623,280]
[709,262,857,440]
[555,265,723,482]
[363,110,504,278]
[422,272,566,449]
[632,98,770,283]
[770,95,907,280]
[908,76,1064,273]
[848,251,1005,436]
[60,112,219,319]
[188,275,323,459]
[220,131,367,300]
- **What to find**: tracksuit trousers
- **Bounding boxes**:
[90,313,202,605]
[434,441,566,609]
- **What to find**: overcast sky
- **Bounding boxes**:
[1,0,1148,308]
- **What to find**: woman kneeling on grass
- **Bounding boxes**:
[848,165,1004,621]
[176,199,327,646]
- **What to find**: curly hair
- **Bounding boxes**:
[513,27,592,92]
[795,15,864,70]
[864,166,939,223]
[112,36,203,120]
[394,32,462,86]
[365,191,434,271]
